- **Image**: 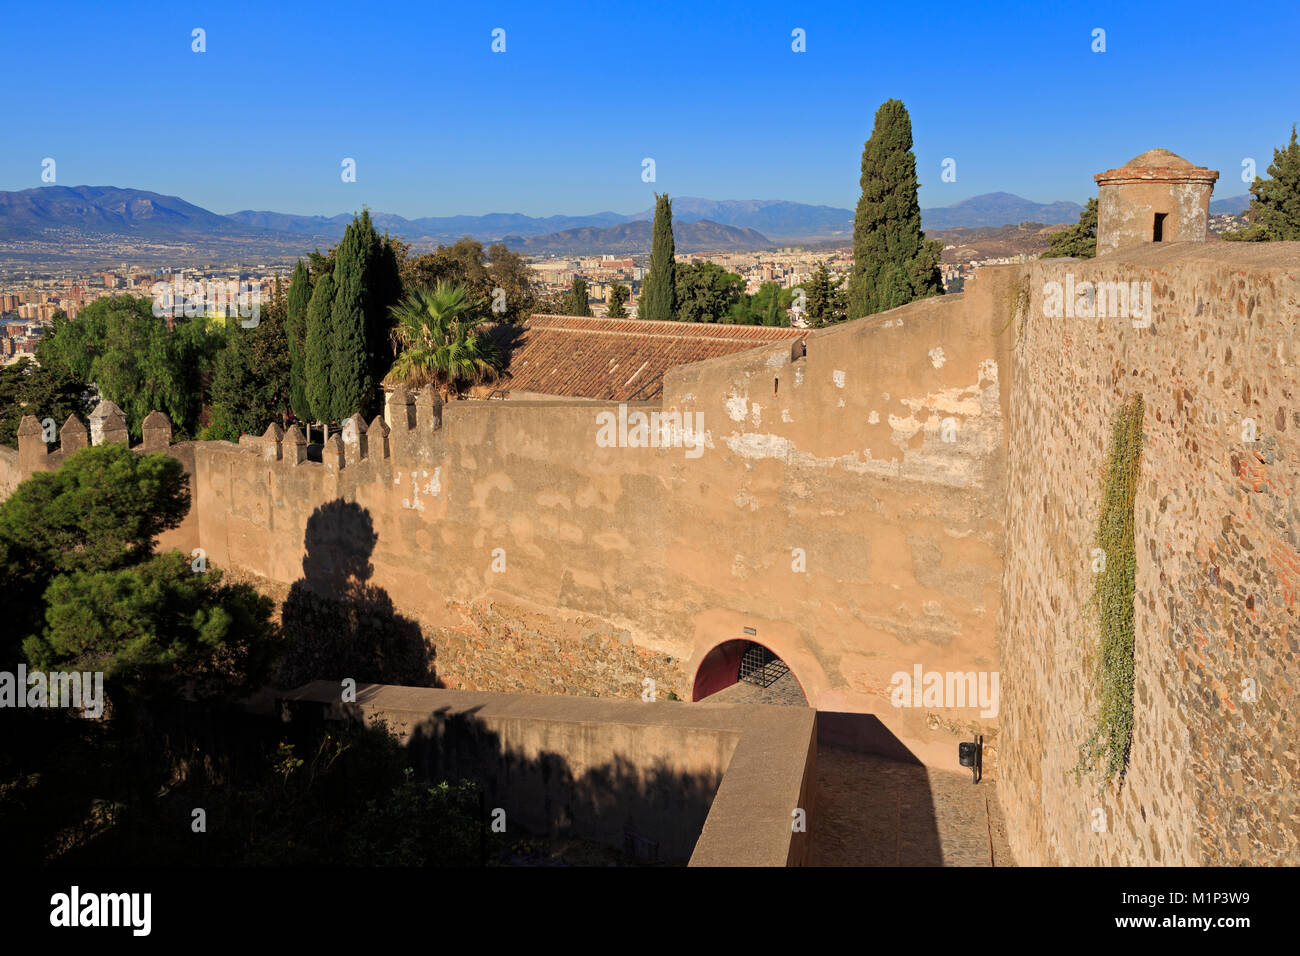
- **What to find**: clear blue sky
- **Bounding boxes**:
[2,0,1295,218]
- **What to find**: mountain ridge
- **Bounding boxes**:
[0,185,1257,258]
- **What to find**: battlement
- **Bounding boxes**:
[1,241,1296,866]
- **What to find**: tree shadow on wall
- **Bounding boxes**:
[277,499,437,689]
[274,694,728,864]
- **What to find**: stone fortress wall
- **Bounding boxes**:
[0,266,1018,774]
[999,242,1299,865]
[2,240,1296,865]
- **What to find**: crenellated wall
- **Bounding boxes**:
[4,242,1296,864]
[103,269,1017,768]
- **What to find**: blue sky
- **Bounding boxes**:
[2,0,1296,218]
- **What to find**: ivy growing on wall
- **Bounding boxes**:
[1075,395,1144,784]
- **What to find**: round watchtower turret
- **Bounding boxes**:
[1093,149,1219,256]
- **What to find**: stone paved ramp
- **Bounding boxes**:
[811,746,1015,866]
[706,670,808,706]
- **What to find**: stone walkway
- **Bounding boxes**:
[810,746,1014,866]
[700,678,1015,866]
[706,669,809,706]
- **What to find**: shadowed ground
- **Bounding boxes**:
[811,746,1014,866]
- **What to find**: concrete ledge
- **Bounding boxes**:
[278,682,816,866]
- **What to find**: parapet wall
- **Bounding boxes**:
[278,682,816,865]
[998,243,1300,864]
[160,271,1018,767]
[3,267,1016,772]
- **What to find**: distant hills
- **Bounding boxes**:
[503,219,772,255]
[0,185,1260,264]
[1210,194,1251,214]
[225,208,630,246]
[920,192,1085,230]
[0,185,283,241]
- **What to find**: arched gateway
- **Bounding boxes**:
[691,639,808,706]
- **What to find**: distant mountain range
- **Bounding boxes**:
[0,186,282,241]
[503,219,772,255]
[921,192,1085,230]
[0,185,1257,262]
[1210,194,1251,214]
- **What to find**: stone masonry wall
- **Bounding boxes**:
[998,243,1300,865]
[177,270,1017,767]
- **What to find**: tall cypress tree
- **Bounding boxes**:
[366,234,404,386]
[639,193,676,321]
[848,100,943,319]
[285,259,312,419]
[329,212,377,421]
[568,276,592,316]
[304,271,336,423]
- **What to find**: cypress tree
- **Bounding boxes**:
[764,283,783,326]
[285,259,312,419]
[568,277,592,316]
[639,193,676,321]
[367,235,404,386]
[848,100,944,319]
[329,212,377,421]
[304,271,336,423]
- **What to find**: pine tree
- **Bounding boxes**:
[1226,125,1300,241]
[329,212,377,421]
[803,261,848,326]
[607,283,629,318]
[639,193,676,321]
[1042,198,1098,258]
[285,259,312,419]
[848,100,944,319]
[304,271,336,423]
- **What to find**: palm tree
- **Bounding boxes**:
[385,283,503,401]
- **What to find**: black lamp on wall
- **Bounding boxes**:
[958,734,983,785]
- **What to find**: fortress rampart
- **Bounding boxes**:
[2,242,1296,864]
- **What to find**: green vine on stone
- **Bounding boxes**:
[1073,395,1143,786]
[998,275,1031,337]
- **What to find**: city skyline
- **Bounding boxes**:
[2,0,1295,219]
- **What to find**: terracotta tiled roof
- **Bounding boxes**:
[485,314,806,401]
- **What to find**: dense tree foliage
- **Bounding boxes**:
[848,99,944,318]
[329,212,379,421]
[800,261,848,326]
[0,443,189,662]
[401,238,537,324]
[303,271,337,423]
[606,283,629,318]
[205,283,291,440]
[1226,125,1300,241]
[639,193,677,321]
[1042,198,1098,258]
[566,276,592,316]
[35,296,224,438]
[284,259,312,419]
[0,357,94,448]
[675,261,745,323]
[25,550,279,703]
